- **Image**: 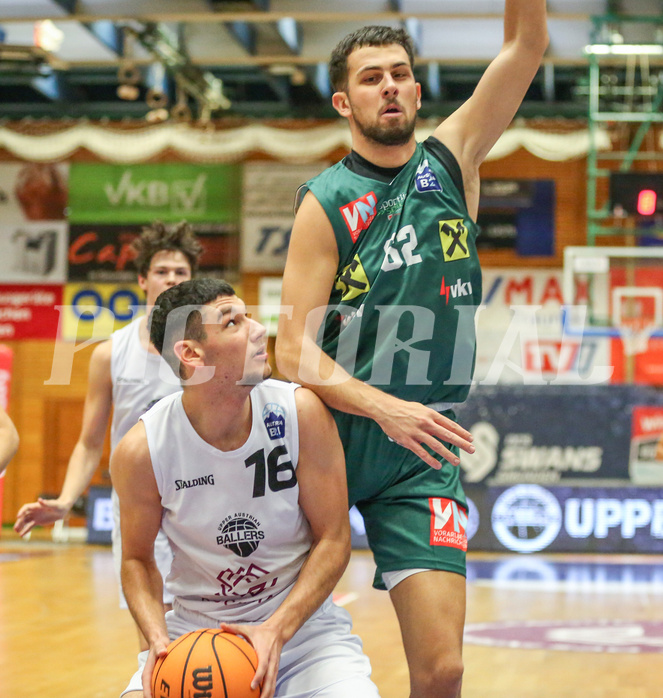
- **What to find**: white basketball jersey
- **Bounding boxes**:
[140,379,313,623]
[110,317,181,451]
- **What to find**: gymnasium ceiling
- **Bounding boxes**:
[1,0,663,123]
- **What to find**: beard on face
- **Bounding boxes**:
[352,103,417,146]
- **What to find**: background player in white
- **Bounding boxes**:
[276,4,548,697]
[14,221,203,652]
[0,405,19,474]
[112,279,379,698]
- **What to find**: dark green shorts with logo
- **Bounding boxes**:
[332,409,468,591]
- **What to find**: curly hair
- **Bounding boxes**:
[149,278,236,378]
[329,25,415,92]
[131,220,204,277]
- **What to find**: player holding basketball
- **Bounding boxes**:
[0,405,19,473]
[14,222,202,651]
[275,5,548,697]
[112,279,379,698]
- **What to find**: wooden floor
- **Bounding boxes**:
[1,528,662,698]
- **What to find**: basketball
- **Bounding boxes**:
[151,629,260,698]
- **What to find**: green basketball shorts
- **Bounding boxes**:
[332,409,468,590]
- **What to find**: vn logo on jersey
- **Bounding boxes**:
[440,277,473,305]
[429,498,468,551]
[340,192,377,243]
[335,254,371,301]
[439,219,469,261]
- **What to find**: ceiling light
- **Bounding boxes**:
[34,20,64,53]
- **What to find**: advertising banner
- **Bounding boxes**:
[85,486,113,545]
[241,218,293,273]
[477,179,555,255]
[257,276,283,337]
[0,162,68,223]
[475,269,611,385]
[465,483,663,554]
[455,384,663,485]
[241,162,328,272]
[629,405,663,485]
[68,224,239,282]
[0,285,63,340]
[61,282,144,341]
[0,222,69,284]
[68,163,241,224]
[0,164,69,284]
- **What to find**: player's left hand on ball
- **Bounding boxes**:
[220,622,280,698]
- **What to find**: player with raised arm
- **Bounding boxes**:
[276,5,548,697]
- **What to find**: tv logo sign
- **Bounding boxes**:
[340,192,377,243]
[523,339,599,375]
[429,498,468,551]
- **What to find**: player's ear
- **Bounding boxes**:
[416,82,422,110]
[173,339,203,367]
[332,91,351,118]
[174,339,215,386]
[137,274,148,292]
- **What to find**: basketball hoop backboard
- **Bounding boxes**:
[562,246,663,343]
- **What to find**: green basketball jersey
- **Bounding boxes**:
[305,137,482,404]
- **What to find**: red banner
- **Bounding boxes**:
[0,285,63,340]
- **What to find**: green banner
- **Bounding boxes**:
[68,163,241,224]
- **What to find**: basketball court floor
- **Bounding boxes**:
[1,528,662,698]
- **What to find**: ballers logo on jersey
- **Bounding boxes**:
[429,498,468,551]
[339,192,377,243]
[217,514,265,557]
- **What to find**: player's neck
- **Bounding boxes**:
[181,388,253,451]
[351,131,416,169]
[138,314,160,355]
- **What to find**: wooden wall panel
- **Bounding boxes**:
[1,340,109,525]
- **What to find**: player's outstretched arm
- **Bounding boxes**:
[221,388,350,698]
[276,193,474,469]
[110,422,169,698]
[0,406,19,474]
[13,340,113,536]
[435,0,549,217]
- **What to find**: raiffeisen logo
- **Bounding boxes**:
[440,277,473,305]
[339,192,377,243]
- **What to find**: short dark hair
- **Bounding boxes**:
[132,220,204,277]
[329,25,415,92]
[150,278,236,377]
